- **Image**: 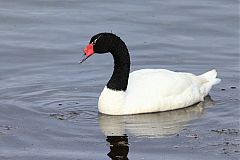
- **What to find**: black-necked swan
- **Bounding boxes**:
[81,33,221,115]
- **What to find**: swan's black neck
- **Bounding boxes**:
[106,37,130,91]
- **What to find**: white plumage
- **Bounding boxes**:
[98,69,220,115]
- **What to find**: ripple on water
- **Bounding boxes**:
[47,100,98,122]
[0,82,99,122]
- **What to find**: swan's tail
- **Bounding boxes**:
[199,69,221,96]
[199,69,221,85]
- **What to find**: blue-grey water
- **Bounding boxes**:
[0,0,239,160]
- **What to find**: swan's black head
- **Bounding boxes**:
[80,33,119,63]
[81,32,130,91]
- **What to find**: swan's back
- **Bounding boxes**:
[127,69,198,97]
[123,69,220,114]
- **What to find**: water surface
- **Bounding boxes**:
[0,0,239,159]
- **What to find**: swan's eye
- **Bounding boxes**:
[92,35,101,45]
[92,39,97,45]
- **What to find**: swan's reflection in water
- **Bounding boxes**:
[106,135,129,160]
[100,97,213,159]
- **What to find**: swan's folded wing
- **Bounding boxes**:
[124,69,202,113]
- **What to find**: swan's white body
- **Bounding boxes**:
[98,69,220,115]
